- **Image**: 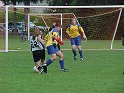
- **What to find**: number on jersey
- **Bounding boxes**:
[31,41,39,48]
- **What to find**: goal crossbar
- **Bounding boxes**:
[29,13,74,16]
[8,5,124,8]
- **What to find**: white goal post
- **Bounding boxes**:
[27,13,79,41]
[28,13,63,41]
[4,5,124,52]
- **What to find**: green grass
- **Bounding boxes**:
[0,50,124,93]
[0,35,5,50]
[0,34,124,50]
[9,39,123,50]
[0,36,124,93]
[7,36,124,50]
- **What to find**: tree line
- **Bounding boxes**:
[46,0,124,6]
[1,0,124,33]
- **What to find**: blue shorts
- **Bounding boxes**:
[70,36,81,46]
[47,44,59,55]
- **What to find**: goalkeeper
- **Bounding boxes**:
[45,24,68,72]
[66,18,87,61]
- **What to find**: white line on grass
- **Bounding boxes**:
[0,49,124,52]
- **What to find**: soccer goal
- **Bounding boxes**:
[2,5,124,52]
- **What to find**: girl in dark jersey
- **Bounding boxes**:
[30,27,47,73]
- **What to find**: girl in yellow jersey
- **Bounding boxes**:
[45,24,68,72]
[66,19,87,61]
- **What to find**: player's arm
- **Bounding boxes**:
[44,34,48,41]
[52,32,64,45]
[66,28,71,37]
[82,32,87,39]
[52,32,60,41]
[79,26,87,39]
[37,34,45,45]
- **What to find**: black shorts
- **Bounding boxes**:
[32,49,45,62]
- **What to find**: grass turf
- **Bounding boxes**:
[0,34,124,50]
[0,35,124,93]
[0,50,124,93]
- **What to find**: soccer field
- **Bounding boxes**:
[0,34,124,51]
[0,36,124,93]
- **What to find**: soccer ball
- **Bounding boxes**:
[32,66,39,73]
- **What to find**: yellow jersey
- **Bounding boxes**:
[44,30,59,47]
[66,24,84,38]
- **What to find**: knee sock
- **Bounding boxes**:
[72,49,77,57]
[46,59,53,66]
[78,49,83,58]
[59,60,64,69]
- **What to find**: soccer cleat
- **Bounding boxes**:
[74,56,77,61]
[36,66,44,74]
[42,65,47,73]
[61,68,69,72]
[33,66,39,73]
[39,68,44,74]
[80,58,84,61]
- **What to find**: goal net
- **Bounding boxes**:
[28,13,77,40]
[2,6,124,52]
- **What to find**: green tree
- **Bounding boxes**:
[46,0,124,6]
[46,0,72,6]
[1,0,18,32]
[11,0,17,32]
[17,0,43,32]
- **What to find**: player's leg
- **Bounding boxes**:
[33,62,43,73]
[57,44,61,50]
[24,32,26,41]
[72,45,77,60]
[21,32,24,42]
[56,51,64,69]
[77,45,83,60]
[70,38,77,60]
[32,51,43,73]
[46,45,57,66]
[22,32,25,42]
[40,49,47,73]
[41,59,47,73]
[76,36,83,61]
[46,54,57,66]
[56,50,68,72]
